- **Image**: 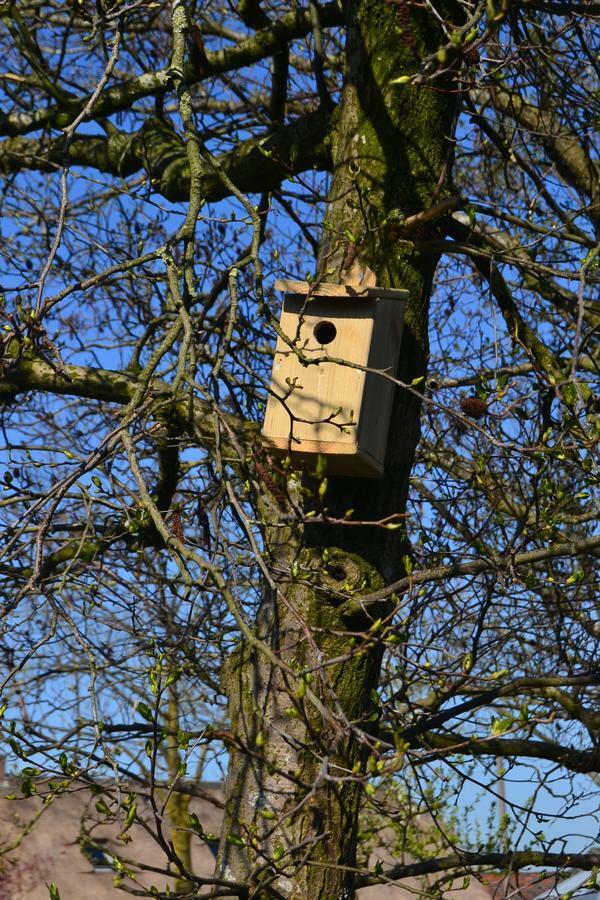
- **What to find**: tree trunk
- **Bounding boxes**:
[164,689,195,894]
[218,1,462,897]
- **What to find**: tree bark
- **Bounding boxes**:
[218,1,462,897]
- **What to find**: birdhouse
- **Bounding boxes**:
[262,280,409,477]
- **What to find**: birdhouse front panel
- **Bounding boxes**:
[262,282,407,477]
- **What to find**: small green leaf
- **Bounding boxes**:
[314,454,327,480]
[21,778,34,797]
[257,140,273,158]
[491,716,513,735]
[566,569,584,585]
[189,813,204,836]
[136,701,153,721]
[227,834,245,847]
[124,799,137,831]
[490,668,508,680]
[165,667,181,687]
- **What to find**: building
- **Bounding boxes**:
[0,762,587,900]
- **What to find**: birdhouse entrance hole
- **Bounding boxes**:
[262,280,409,477]
[314,321,337,345]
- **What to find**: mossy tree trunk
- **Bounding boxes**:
[218,1,462,897]
[164,688,195,894]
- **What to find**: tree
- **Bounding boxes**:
[0,0,598,898]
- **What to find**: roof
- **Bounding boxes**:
[534,870,600,900]
[482,872,560,900]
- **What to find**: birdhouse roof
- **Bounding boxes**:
[274,279,409,301]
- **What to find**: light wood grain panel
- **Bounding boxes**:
[262,435,384,477]
[263,295,373,447]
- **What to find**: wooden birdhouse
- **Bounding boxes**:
[262,280,409,477]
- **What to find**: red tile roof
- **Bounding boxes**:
[479,872,560,900]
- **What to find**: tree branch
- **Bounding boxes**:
[412,730,600,775]
[488,88,600,225]
[0,3,343,139]
[0,106,334,202]
[391,673,600,741]
[0,354,258,452]
[357,851,600,888]
[350,534,600,610]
